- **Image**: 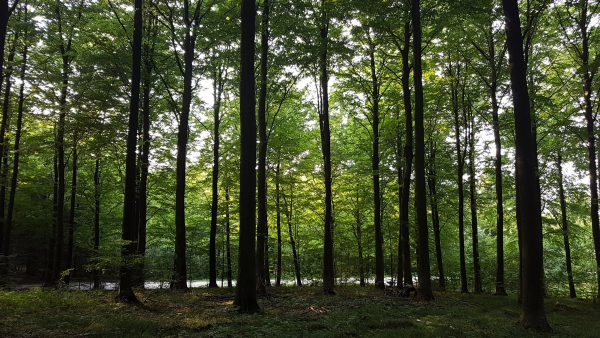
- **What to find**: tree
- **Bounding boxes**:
[117,0,143,303]
[501,0,549,330]
[235,0,259,313]
[411,0,432,301]
[556,147,576,298]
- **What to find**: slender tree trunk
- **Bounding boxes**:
[275,160,282,286]
[467,103,482,293]
[235,0,259,313]
[449,63,468,293]
[411,0,433,300]
[0,0,9,99]
[284,187,301,286]
[399,20,413,287]
[65,136,77,284]
[354,188,365,286]
[93,157,100,290]
[502,0,549,329]
[209,67,224,288]
[44,131,58,286]
[557,150,576,298]
[427,144,445,290]
[367,33,384,290]
[4,33,28,255]
[319,0,335,295]
[118,0,143,303]
[255,0,271,294]
[225,186,232,288]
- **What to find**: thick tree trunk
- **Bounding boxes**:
[557,150,576,298]
[256,0,270,294]
[399,20,413,287]
[275,161,282,286]
[235,0,259,313]
[209,67,224,288]
[65,136,77,284]
[467,104,482,293]
[93,157,101,290]
[450,63,468,293]
[502,0,549,330]
[319,0,335,295]
[411,0,433,301]
[118,0,143,303]
[4,35,27,255]
[427,145,445,290]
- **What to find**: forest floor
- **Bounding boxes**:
[1,285,599,337]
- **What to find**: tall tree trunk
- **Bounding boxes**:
[467,102,482,293]
[411,0,433,300]
[225,186,232,288]
[275,160,282,286]
[4,31,28,255]
[209,66,224,288]
[450,63,468,293]
[0,0,9,99]
[93,157,100,290]
[557,150,576,298]
[319,0,335,295]
[367,33,384,290]
[65,135,77,284]
[256,0,270,294]
[502,0,549,330]
[43,130,58,286]
[117,0,143,303]
[0,35,16,255]
[399,20,413,287]
[235,0,259,313]
[427,143,445,290]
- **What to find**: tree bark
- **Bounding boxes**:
[93,157,100,290]
[235,0,259,313]
[118,0,143,303]
[283,185,301,286]
[398,20,413,287]
[319,0,335,295]
[209,66,224,288]
[427,143,445,290]
[411,0,433,301]
[65,135,77,284]
[502,0,549,330]
[367,32,384,290]
[449,62,468,293]
[43,129,58,286]
[275,160,282,286]
[0,36,15,255]
[256,0,270,294]
[4,31,27,255]
[225,186,232,288]
[557,150,576,298]
[467,101,482,294]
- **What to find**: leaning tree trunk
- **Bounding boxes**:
[235,0,259,313]
[411,0,433,300]
[557,150,576,298]
[118,0,143,303]
[502,0,549,330]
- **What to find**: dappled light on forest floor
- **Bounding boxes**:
[1,286,599,337]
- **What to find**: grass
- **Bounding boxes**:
[1,285,599,337]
